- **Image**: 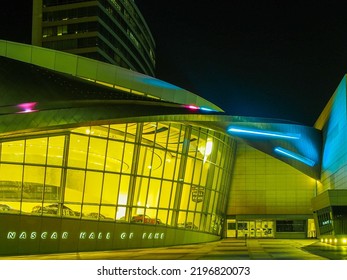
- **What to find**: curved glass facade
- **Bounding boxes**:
[0,122,235,235]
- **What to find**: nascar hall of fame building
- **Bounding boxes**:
[1,1,347,256]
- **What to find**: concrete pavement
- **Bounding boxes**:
[1,238,346,260]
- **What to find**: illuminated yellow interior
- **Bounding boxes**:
[0,122,234,234]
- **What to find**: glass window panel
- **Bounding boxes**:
[65,169,84,203]
[0,164,23,199]
[159,181,172,208]
[149,148,165,178]
[179,184,191,210]
[22,202,41,215]
[157,209,168,225]
[186,212,198,230]
[47,136,65,166]
[45,167,61,188]
[105,140,124,172]
[166,210,174,226]
[0,163,23,182]
[134,177,149,207]
[1,140,25,162]
[209,137,220,165]
[87,137,107,170]
[194,213,202,230]
[145,208,157,221]
[193,159,203,185]
[25,138,47,164]
[118,175,129,205]
[216,142,223,167]
[102,173,120,204]
[125,123,137,142]
[212,167,221,190]
[154,123,170,147]
[71,126,90,135]
[90,126,109,138]
[190,188,203,212]
[208,191,216,212]
[162,155,176,180]
[68,134,88,168]
[170,183,177,209]
[200,162,209,187]
[23,166,45,200]
[147,179,160,208]
[141,122,158,145]
[173,156,182,180]
[219,144,226,167]
[109,124,126,141]
[177,211,187,227]
[82,204,100,219]
[132,206,145,217]
[205,214,212,232]
[100,205,115,220]
[138,147,152,176]
[184,157,194,183]
[122,143,133,174]
[62,203,81,218]
[116,206,126,220]
[83,171,103,204]
[0,201,20,214]
[213,193,220,213]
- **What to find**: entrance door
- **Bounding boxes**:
[237,220,274,238]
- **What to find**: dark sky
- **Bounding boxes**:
[136,0,347,125]
[2,1,347,125]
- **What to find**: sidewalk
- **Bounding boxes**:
[2,238,343,260]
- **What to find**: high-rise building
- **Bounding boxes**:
[32,0,156,76]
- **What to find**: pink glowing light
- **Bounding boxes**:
[185,105,200,110]
[17,102,38,113]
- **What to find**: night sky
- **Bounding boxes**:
[2,1,347,125]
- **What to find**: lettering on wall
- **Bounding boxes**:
[7,231,69,240]
[5,231,165,241]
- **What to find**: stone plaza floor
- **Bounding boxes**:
[1,238,347,260]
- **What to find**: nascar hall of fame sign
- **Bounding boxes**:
[191,187,204,203]
[3,230,165,241]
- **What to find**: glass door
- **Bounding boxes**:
[237,220,273,238]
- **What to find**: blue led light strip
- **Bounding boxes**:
[227,127,301,139]
[274,147,315,167]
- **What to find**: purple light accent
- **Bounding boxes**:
[17,102,38,113]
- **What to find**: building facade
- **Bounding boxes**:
[32,0,156,76]
[0,39,347,255]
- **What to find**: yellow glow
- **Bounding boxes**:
[205,138,213,156]
[79,76,95,82]
[343,239,347,244]
[320,239,324,243]
[96,80,113,88]
[131,90,145,96]
[147,94,160,100]
[334,239,338,243]
[114,85,131,92]
[325,239,328,243]
[329,239,332,243]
